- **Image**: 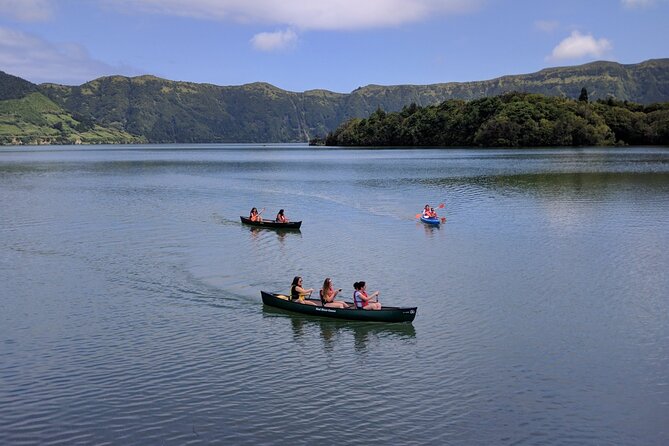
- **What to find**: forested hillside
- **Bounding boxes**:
[38,77,347,143]
[0,71,37,100]
[0,74,144,145]
[1,58,668,144]
[321,93,669,147]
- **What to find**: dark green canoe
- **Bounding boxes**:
[260,291,417,323]
[240,216,302,229]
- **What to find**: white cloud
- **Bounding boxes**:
[0,0,53,22]
[534,20,559,32]
[110,0,482,30]
[0,26,140,84]
[547,31,612,61]
[621,0,655,8]
[251,29,297,52]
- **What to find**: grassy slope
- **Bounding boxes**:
[0,92,145,145]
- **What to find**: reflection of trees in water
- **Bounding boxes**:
[484,172,669,199]
[263,306,416,352]
[421,171,669,200]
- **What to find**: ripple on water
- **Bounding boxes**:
[2,147,669,445]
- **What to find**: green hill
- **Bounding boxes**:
[0,91,145,145]
[322,92,669,147]
[37,76,348,143]
[1,58,668,144]
[350,59,669,106]
[0,70,37,100]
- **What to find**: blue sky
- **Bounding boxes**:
[0,0,667,93]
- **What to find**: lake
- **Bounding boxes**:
[1,144,668,445]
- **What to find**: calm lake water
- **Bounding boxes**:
[1,144,668,445]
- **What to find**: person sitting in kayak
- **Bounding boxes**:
[275,209,288,223]
[319,278,349,309]
[353,281,381,310]
[422,205,438,219]
[290,276,317,306]
[249,207,264,222]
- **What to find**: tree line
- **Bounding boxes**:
[316,92,669,147]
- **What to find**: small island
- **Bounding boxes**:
[315,91,669,147]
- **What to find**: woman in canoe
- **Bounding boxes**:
[353,281,382,310]
[249,207,264,222]
[275,209,288,223]
[320,278,350,309]
[290,276,317,306]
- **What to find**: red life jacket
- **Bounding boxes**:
[353,290,368,308]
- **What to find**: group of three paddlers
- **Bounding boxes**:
[290,276,382,310]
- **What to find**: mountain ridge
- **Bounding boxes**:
[1,58,668,144]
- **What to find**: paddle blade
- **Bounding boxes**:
[415,214,421,219]
[438,203,445,208]
[440,217,447,223]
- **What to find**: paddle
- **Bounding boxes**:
[298,290,313,302]
[299,290,320,306]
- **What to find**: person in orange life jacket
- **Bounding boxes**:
[249,207,264,222]
[290,276,317,306]
[320,278,349,309]
[422,204,431,218]
[275,209,288,223]
[353,281,381,310]
[429,207,438,218]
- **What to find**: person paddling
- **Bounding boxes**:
[290,276,317,306]
[420,204,440,219]
[249,207,264,222]
[353,281,381,310]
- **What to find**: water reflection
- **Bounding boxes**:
[418,221,441,238]
[262,306,416,352]
[349,321,416,353]
[246,226,302,244]
[498,172,669,201]
[214,214,303,245]
[424,171,669,200]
